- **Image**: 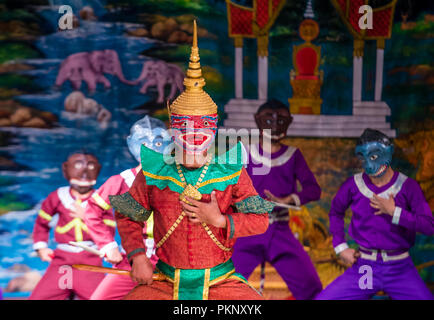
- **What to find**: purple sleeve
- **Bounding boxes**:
[392,179,433,236]
[329,178,353,249]
[293,149,321,205]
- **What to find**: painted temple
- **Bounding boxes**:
[223,0,398,138]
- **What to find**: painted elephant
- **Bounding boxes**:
[55,49,134,93]
[133,60,184,103]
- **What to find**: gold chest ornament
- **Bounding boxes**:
[179,184,202,205]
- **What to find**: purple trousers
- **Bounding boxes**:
[232,221,323,300]
[315,256,433,300]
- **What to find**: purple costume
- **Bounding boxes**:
[316,171,433,300]
[232,143,323,300]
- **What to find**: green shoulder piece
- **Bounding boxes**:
[139,142,246,195]
[234,195,275,214]
[109,192,151,222]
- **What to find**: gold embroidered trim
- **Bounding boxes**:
[202,269,211,300]
[142,170,185,188]
[173,269,181,300]
[201,222,231,252]
[197,169,242,189]
[156,212,186,249]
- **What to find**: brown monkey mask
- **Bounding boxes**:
[254,108,293,142]
[62,153,101,194]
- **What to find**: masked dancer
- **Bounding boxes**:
[231,99,323,300]
[30,152,109,300]
[316,128,433,300]
[110,21,274,300]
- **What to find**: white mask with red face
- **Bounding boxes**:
[170,113,218,154]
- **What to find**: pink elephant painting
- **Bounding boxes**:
[55,49,134,93]
[133,60,184,103]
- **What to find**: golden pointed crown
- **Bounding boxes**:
[168,20,218,116]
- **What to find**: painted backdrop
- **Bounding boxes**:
[0,0,432,298]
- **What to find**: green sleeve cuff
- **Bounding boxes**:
[109,192,152,222]
[127,248,147,262]
[234,195,275,214]
[227,214,235,240]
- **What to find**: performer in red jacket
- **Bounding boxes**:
[84,116,171,300]
[30,152,112,300]
[110,22,274,300]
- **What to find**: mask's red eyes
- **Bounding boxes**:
[203,121,209,126]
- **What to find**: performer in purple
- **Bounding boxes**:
[316,128,433,300]
[231,99,323,300]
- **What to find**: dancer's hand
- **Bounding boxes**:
[131,254,154,285]
[339,248,360,266]
[182,191,226,228]
[264,190,295,205]
[37,248,54,262]
[370,194,395,216]
[70,202,85,220]
[106,247,123,265]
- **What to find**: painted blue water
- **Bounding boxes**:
[0,4,162,298]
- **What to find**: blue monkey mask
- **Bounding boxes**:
[355,141,394,177]
[126,116,172,162]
